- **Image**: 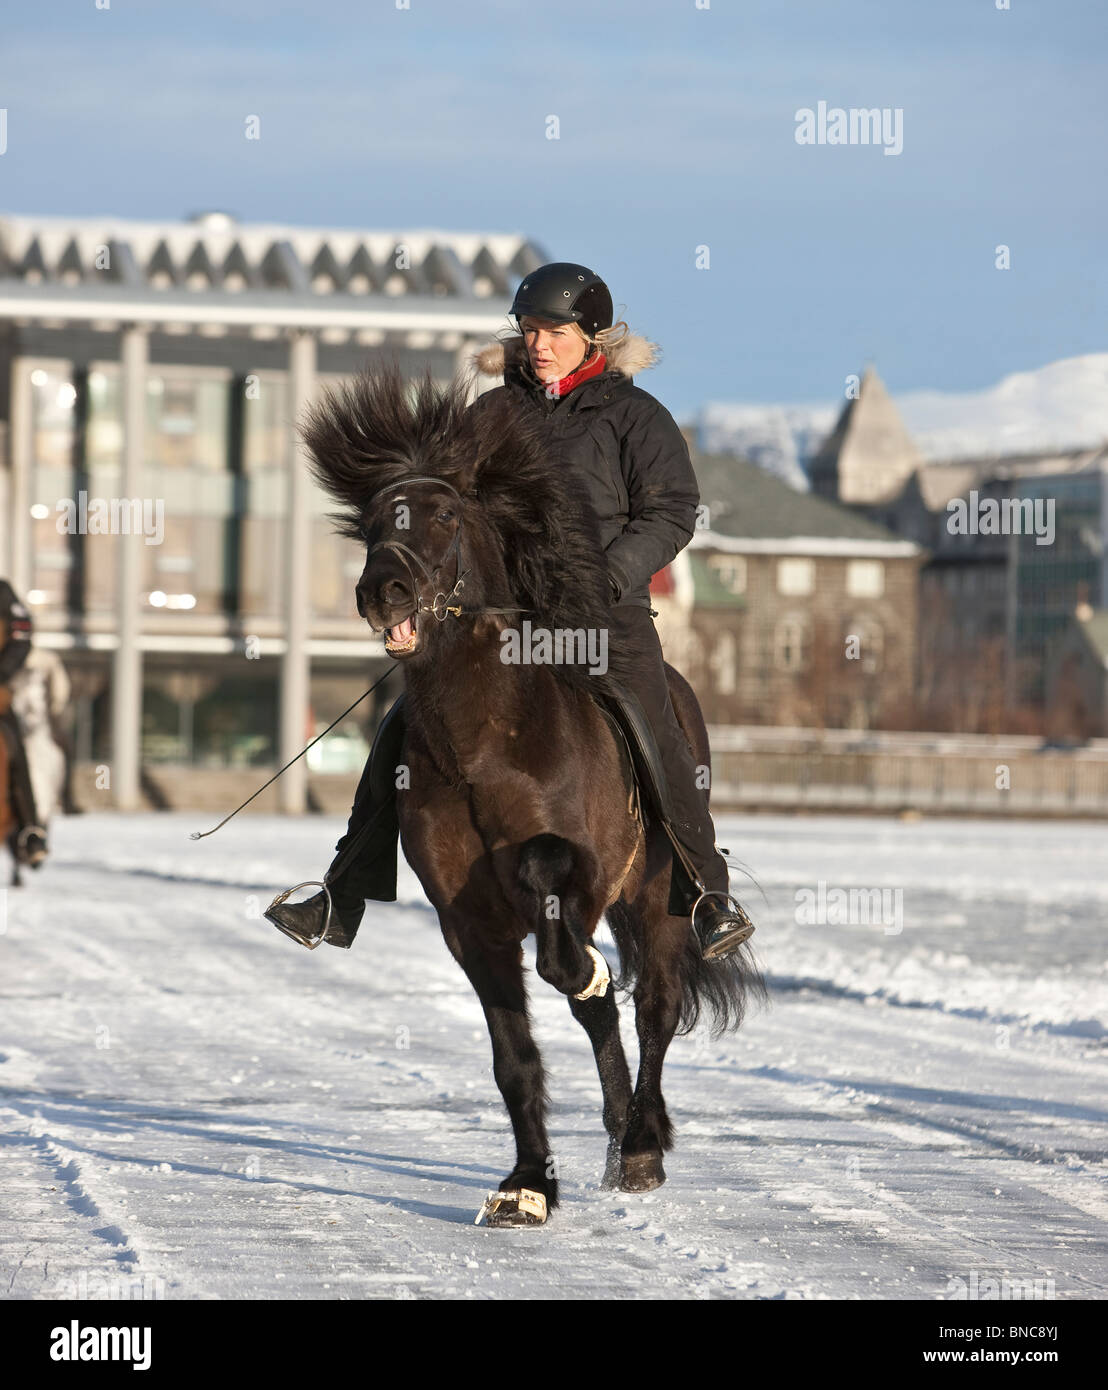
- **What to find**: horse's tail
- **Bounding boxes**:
[606,896,765,1038]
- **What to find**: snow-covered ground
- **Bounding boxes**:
[1,812,1105,1301]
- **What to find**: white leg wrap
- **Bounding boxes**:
[574,944,611,1001]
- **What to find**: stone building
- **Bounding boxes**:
[1046,606,1108,740]
[806,364,1108,724]
[653,450,924,728]
[808,366,921,507]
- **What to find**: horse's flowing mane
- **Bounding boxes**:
[299,365,638,695]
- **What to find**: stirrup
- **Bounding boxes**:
[15,824,48,864]
[264,880,333,950]
[689,888,755,956]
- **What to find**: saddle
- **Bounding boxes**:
[356,686,700,916]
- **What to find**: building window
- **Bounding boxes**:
[141,662,277,766]
[846,559,885,598]
[707,554,747,595]
[777,557,814,596]
[28,364,78,612]
[683,627,707,690]
[774,615,810,672]
[84,365,232,616]
[241,372,290,619]
[708,629,738,695]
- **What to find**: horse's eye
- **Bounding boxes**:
[437,509,455,523]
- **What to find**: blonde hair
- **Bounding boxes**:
[571,316,631,359]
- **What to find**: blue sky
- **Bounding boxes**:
[1,0,1104,418]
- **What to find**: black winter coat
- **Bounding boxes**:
[471,332,700,609]
[0,579,32,686]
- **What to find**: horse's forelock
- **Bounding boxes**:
[300,366,476,512]
[301,365,635,694]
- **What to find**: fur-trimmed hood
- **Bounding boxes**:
[472,330,660,382]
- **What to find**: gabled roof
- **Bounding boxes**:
[0,211,546,300]
[691,447,920,555]
[808,366,921,505]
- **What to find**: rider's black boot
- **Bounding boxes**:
[264,884,365,950]
[693,892,757,961]
[265,696,405,950]
[600,679,756,963]
[664,823,756,962]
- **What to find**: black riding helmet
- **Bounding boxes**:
[510,262,614,337]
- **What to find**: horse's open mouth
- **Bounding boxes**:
[383,611,420,656]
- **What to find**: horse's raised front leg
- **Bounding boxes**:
[517,832,603,998]
[441,917,558,1225]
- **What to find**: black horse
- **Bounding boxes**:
[300,367,763,1225]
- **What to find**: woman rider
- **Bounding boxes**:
[266,263,754,961]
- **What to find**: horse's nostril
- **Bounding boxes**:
[383,579,410,606]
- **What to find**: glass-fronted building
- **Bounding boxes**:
[1014,465,1108,702]
[0,211,543,807]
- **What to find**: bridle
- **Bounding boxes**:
[364,475,530,624]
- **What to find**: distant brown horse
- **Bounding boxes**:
[300,367,763,1226]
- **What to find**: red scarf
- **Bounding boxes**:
[544,350,607,398]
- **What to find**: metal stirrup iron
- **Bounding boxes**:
[689,889,756,949]
[264,880,334,950]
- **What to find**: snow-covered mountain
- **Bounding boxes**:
[898,353,1108,462]
[697,404,833,491]
[698,353,1108,485]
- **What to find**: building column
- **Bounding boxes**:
[7,357,34,594]
[112,325,148,810]
[279,330,317,814]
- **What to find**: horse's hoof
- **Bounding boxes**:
[619,1152,666,1192]
[475,1188,548,1227]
